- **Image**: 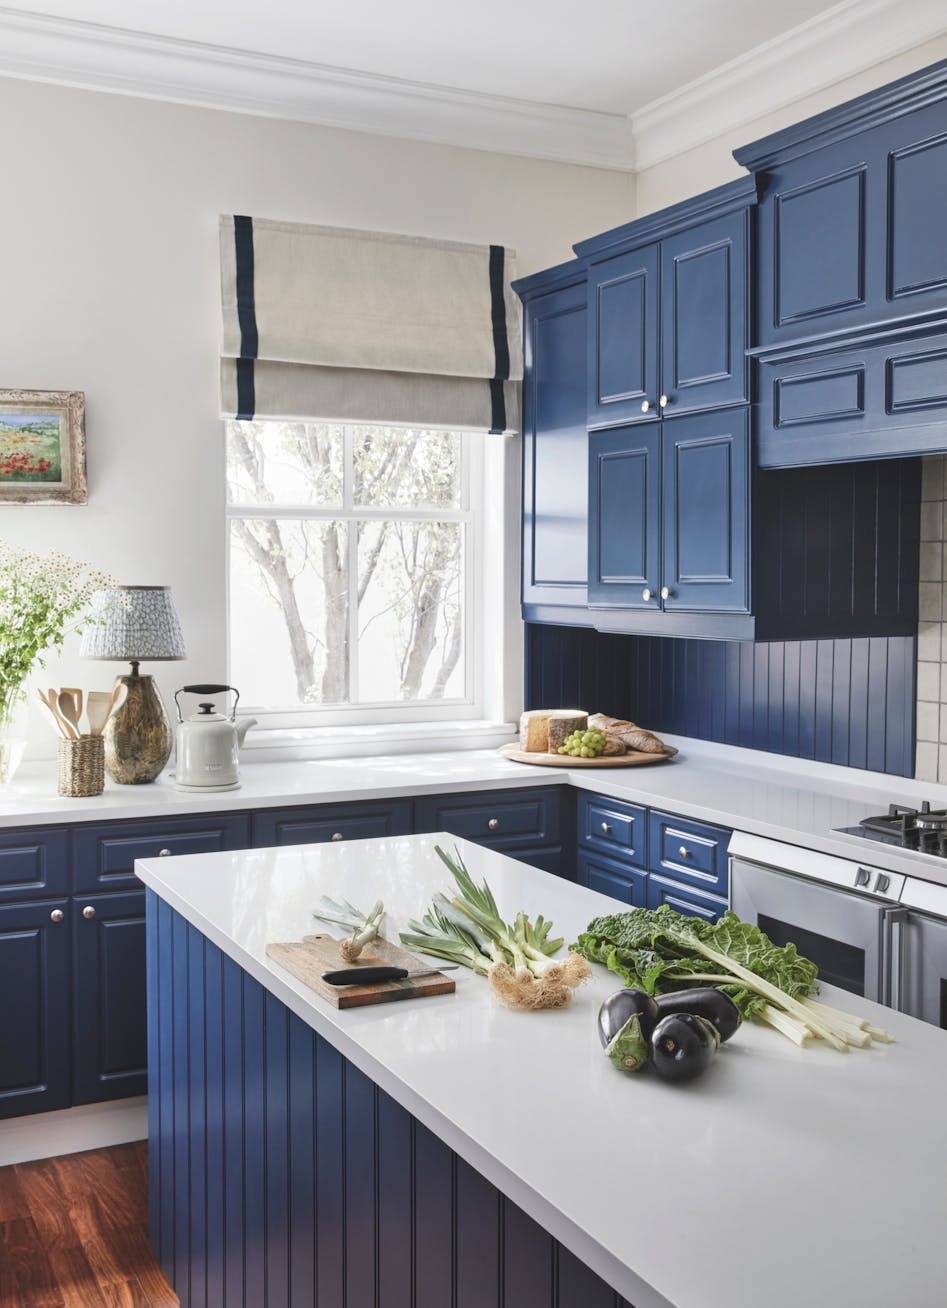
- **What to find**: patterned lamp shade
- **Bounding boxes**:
[79,586,186,661]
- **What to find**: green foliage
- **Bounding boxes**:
[573,906,819,1021]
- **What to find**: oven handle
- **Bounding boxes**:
[883,907,908,1010]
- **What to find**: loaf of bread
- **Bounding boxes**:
[588,713,638,733]
[601,736,627,756]
[587,712,665,753]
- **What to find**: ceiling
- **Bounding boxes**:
[1,0,946,167]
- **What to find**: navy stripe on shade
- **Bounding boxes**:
[489,244,509,432]
[234,214,258,419]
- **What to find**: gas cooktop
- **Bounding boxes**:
[836,803,947,858]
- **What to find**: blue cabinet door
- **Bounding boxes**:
[588,424,661,608]
[587,245,660,427]
[0,828,69,902]
[72,890,147,1104]
[661,210,748,413]
[522,279,591,617]
[0,899,70,1119]
[646,875,727,923]
[661,409,749,613]
[253,800,412,848]
[74,812,251,892]
[577,851,647,907]
[414,788,561,851]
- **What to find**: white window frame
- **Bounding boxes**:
[224,423,517,745]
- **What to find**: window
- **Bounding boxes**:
[226,421,481,725]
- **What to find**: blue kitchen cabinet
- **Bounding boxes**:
[514,263,592,625]
[589,409,749,620]
[73,812,251,892]
[252,799,412,847]
[72,889,147,1104]
[646,875,728,923]
[648,810,730,899]
[0,898,71,1119]
[579,179,755,428]
[414,787,565,877]
[576,792,647,864]
[577,850,647,906]
[0,826,69,902]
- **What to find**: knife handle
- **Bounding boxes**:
[322,966,408,986]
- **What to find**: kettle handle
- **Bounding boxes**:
[174,684,240,722]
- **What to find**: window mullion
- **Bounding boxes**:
[344,427,359,705]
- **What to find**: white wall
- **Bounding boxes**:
[0,76,635,760]
[636,36,947,215]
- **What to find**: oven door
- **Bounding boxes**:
[897,912,947,1030]
[731,857,887,1002]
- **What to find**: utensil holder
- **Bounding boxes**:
[58,734,105,798]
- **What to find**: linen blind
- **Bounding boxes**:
[219,216,522,433]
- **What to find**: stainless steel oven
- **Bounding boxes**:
[729,833,947,1028]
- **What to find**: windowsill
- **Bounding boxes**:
[241,718,517,761]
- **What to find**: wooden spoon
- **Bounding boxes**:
[86,690,113,737]
[48,687,78,739]
[57,690,82,740]
[37,689,70,739]
[61,686,83,727]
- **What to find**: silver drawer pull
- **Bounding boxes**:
[331,832,344,842]
[82,905,96,920]
[159,848,171,857]
[601,822,612,835]
[50,909,64,924]
[678,845,690,859]
[488,818,499,831]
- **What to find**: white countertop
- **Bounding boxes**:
[137,833,947,1308]
[6,735,947,886]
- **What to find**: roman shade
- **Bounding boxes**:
[219,216,522,433]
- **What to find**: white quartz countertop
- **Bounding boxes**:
[6,736,947,885]
[137,834,947,1308]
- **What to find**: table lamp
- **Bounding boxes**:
[79,585,186,783]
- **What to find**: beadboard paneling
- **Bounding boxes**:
[525,624,916,777]
[147,894,634,1308]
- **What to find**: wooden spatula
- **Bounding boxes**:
[57,690,82,739]
[60,686,83,726]
[86,690,114,737]
[37,689,70,739]
[48,687,78,739]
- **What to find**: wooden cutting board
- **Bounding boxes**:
[498,742,678,767]
[265,933,456,1008]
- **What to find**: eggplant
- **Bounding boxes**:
[650,1013,718,1083]
[597,989,660,1073]
[655,988,742,1043]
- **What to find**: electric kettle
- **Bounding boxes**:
[173,684,257,791]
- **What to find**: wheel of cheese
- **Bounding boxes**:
[518,708,586,752]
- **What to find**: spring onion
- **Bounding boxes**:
[313,896,385,962]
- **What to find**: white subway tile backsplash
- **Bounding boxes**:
[917,457,947,783]
[917,661,940,701]
[918,622,942,661]
[922,456,945,501]
[918,702,939,740]
[920,542,943,581]
[916,740,939,781]
[919,582,943,622]
[921,501,944,540]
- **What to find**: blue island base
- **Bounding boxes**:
[146,893,635,1308]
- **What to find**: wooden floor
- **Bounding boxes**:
[0,1142,178,1307]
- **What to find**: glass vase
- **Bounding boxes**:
[0,684,28,786]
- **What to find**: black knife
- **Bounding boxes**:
[321,964,458,986]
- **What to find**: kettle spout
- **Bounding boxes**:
[235,717,258,747]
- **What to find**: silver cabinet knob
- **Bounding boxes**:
[642,587,652,602]
[50,909,64,924]
[640,399,651,413]
[331,832,343,842]
[488,818,499,831]
[82,905,96,920]
[678,845,690,859]
[600,822,612,835]
[659,394,669,408]
[159,848,171,857]
[660,586,672,600]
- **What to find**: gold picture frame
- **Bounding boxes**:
[0,389,87,504]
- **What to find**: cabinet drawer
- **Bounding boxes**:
[414,788,560,849]
[646,874,727,923]
[73,814,251,892]
[0,828,69,900]
[514,847,566,879]
[577,850,647,907]
[648,811,730,895]
[577,793,647,867]
[252,800,412,848]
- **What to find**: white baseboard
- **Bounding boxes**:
[0,1097,148,1167]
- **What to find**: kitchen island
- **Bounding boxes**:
[138,833,947,1308]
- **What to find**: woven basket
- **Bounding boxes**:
[58,735,105,797]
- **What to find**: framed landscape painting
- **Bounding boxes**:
[0,389,86,504]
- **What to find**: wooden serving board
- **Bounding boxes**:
[265,933,456,1008]
[498,742,678,768]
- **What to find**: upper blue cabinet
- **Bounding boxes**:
[578,178,757,428]
[736,57,947,466]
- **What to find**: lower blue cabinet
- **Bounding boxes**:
[0,898,70,1120]
[646,875,727,923]
[72,890,147,1105]
[577,850,647,906]
[252,799,413,847]
[414,788,563,873]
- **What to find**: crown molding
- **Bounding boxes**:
[2,3,947,176]
[0,6,636,170]
[631,0,947,171]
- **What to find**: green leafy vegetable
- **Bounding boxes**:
[572,906,892,1052]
